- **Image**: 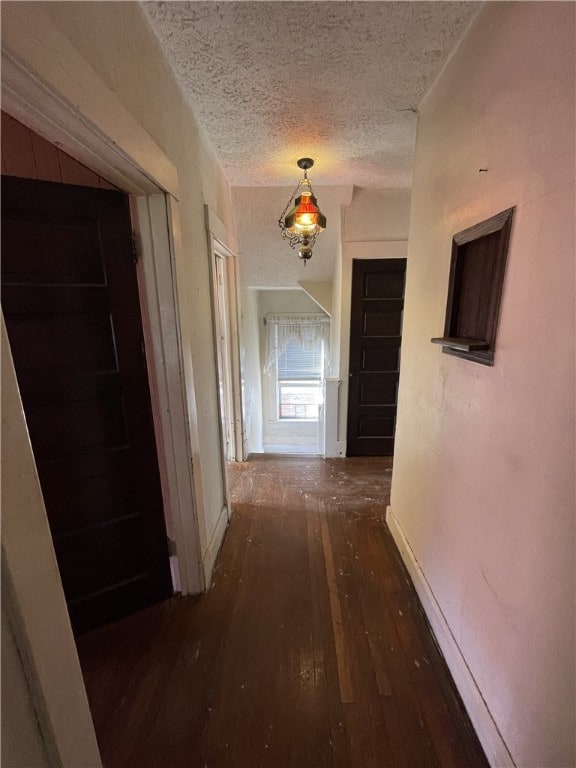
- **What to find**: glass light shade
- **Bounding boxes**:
[278,160,327,264]
[284,192,326,238]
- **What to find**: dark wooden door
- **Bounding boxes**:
[346,258,406,456]
[1,176,172,634]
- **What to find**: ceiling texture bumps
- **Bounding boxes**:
[143,1,479,285]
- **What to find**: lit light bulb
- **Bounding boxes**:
[288,192,323,236]
[295,199,319,233]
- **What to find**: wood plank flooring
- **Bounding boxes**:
[76,455,489,768]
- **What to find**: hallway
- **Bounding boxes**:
[77,456,488,768]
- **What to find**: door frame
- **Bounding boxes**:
[345,257,407,456]
[214,250,236,462]
[133,195,204,594]
[2,32,203,596]
[337,241,409,454]
[1,12,203,766]
[205,208,245,463]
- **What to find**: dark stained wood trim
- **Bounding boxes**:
[430,337,489,352]
[436,208,515,366]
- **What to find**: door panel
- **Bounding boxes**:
[357,414,396,437]
[363,271,405,299]
[2,217,105,282]
[362,306,403,336]
[361,342,400,372]
[347,258,406,456]
[1,176,172,634]
[359,379,398,406]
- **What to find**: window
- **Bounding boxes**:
[263,312,330,422]
[277,339,324,420]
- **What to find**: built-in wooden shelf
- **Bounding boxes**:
[431,337,489,352]
[433,207,515,366]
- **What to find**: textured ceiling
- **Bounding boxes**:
[232,185,353,287]
[142,1,479,287]
[143,1,479,188]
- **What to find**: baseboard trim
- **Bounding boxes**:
[263,443,317,455]
[201,503,229,588]
[386,506,516,768]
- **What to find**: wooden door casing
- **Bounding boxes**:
[2,176,172,634]
[346,258,407,456]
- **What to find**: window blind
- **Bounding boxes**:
[277,339,323,380]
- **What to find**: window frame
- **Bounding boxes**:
[273,336,324,422]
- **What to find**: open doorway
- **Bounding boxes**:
[0,27,207,766]
[207,232,244,464]
[257,289,329,455]
[2,173,173,633]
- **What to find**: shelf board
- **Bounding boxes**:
[430,337,490,352]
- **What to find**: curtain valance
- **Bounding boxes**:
[264,313,330,376]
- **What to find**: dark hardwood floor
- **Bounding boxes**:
[76,455,489,768]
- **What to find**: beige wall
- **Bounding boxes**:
[2,601,50,768]
[390,3,575,766]
[342,187,411,242]
[240,287,263,455]
[2,1,237,579]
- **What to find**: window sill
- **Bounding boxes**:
[277,418,319,424]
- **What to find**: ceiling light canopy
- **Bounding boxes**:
[278,158,326,264]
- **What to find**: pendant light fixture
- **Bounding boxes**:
[278,158,326,264]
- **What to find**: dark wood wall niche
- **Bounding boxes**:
[431,207,515,365]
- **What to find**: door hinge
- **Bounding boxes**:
[131,231,140,264]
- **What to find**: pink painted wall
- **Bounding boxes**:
[390,3,575,766]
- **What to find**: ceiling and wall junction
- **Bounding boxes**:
[142,1,480,285]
